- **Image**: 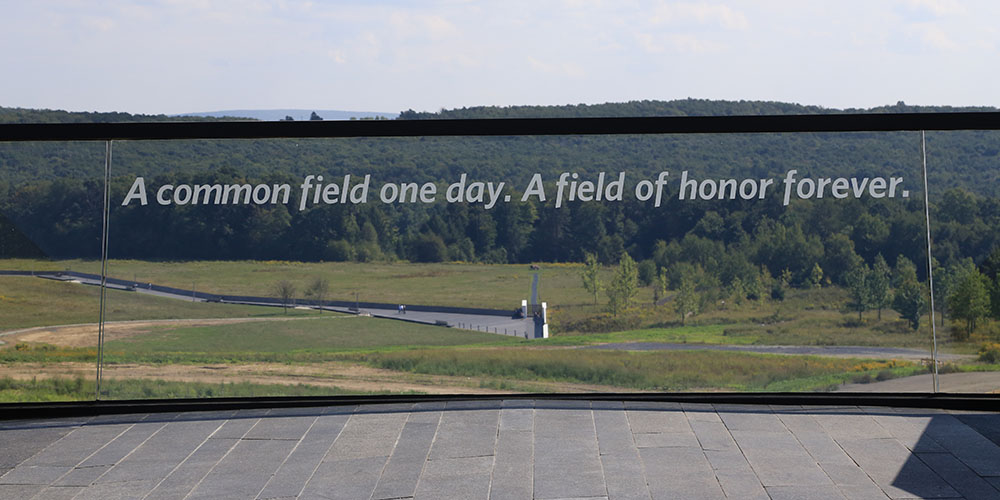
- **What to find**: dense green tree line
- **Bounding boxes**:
[5,169,1000,272]
[398,99,997,120]
[4,101,1000,331]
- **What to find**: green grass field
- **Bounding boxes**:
[360,348,925,392]
[0,258,947,350]
[0,260,985,360]
[549,286,958,350]
[0,376,400,402]
[2,258,997,400]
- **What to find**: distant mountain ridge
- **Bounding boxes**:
[400,99,1000,119]
[174,109,395,121]
[4,99,998,124]
[0,107,394,124]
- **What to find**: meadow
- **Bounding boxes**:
[550,285,963,352]
[358,348,925,392]
[0,375,381,403]
[2,258,997,401]
[1,301,938,400]
[0,344,928,399]
[0,258,956,352]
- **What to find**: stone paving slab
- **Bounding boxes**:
[188,438,299,499]
[599,452,650,500]
[299,456,387,500]
[369,420,437,499]
[0,484,44,498]
[19,423,135,468]
[0,401,997,499]
[716,469,768,499]
[491,428,533,500]
[837,437,961,499]
[917,451,1000,500]
[32,485,86,500]
[0,426,74,470]
[257,414,349,499]
[144,437,238,500]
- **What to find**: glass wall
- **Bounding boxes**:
[3,129,999,401]
[925,131,1000,393]
[0,141,106,401]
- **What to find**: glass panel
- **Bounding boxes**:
[0,141,105,402]
[93,130,985,399]
[926,130,1000,393]
[102,137,538,399]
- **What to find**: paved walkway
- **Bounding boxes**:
[1,401,998,499]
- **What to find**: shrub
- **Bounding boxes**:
[637,259,656,286]
[324,239,355,261]
[936,362,962,374]
[559,313,643,334]
[410,234,448,263]
[979,343,1000,364]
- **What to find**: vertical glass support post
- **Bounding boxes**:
[96,140,112,400]
[921,131,939,393]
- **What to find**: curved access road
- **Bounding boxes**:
[2,270,540,339]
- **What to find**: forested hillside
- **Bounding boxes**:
[0,107,253,124]
[2,101,1000,297]
[399,99,997,119]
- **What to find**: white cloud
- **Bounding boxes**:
[83,16,115,33]
[388,12,459,41]
[636,32,722,53]
[906,0,966,16]
[911,23,960,50]
[527,57,586,78]
[328,49,346,64]
[650,2,749,30]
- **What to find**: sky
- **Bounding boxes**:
[2,0,999,116]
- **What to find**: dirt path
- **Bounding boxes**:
[836,371,1000,393]
[0,361,635,395]
[0,361,506,395]
[0,316,353,348]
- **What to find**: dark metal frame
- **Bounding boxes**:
[2,112,999,417]
[1,393,997,420]
[3,112,1000,142]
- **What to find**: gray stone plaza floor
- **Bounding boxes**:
[1,400,998,499]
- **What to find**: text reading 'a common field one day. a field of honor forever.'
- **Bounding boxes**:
[120,170,910,210]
